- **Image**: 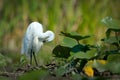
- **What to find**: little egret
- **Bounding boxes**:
[21,22,55,66]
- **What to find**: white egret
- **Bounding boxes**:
[21,22,55,66]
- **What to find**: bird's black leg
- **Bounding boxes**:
[30,52,32,65]
[33,52,38,66]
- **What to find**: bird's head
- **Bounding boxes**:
[38,30,54,43]
[43,31,55,43]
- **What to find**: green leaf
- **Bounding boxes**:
[92,60,107,72]
[105,54,120,73]
[107,54,120,63]
[101,17,120,29]
[54,66,66,77]
[71,49,97,59]
[62,37,78,48]
[106,28,120,38]
[18,69,49,80]
[61,31,90,41]
[52,45,71,58]
[72,74,83,80]
[106,62,120,73]
[101,36,120,44]
[71,44,90,53]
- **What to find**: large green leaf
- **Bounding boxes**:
[52,45,71,58]
[101,17,120,29]
[61,37,78,48]
[106,62,120,73]
[106,54,120,73]
[61,31,90,41]
[71,44,90,53]
[71,49,97,59]
[107,54,120,63]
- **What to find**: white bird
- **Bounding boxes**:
[21,22,55,66]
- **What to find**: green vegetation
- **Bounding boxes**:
[52,17,120,78]
[0,0,120,49]
[0,0,120,80]
[0,17,120,80]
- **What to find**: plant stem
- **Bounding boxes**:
[115,32,120,49]
[77,40,80,44]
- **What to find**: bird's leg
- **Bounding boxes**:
[30,52,32,66]
[33,52,38,66]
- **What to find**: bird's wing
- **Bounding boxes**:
[21,24,34,56]
[21,34,33,56]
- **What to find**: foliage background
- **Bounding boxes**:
[0,0,120,64]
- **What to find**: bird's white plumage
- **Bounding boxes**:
[21,22,54,57]
[43,31,55,42]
